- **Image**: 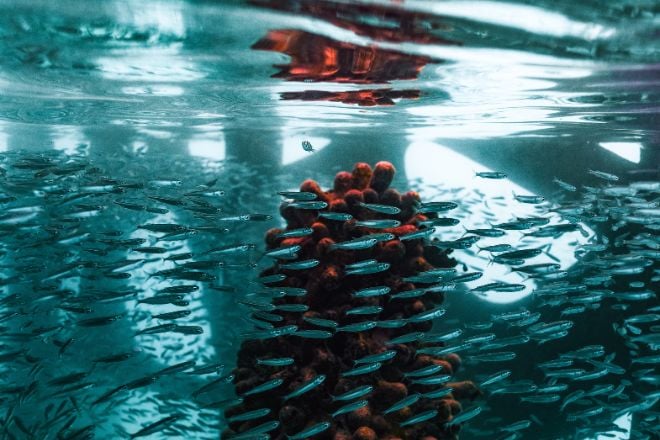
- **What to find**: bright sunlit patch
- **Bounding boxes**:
[405,142,591,304]
[599,142,641,163]
[594,412,632,440]
[52,126,87,156]
[189,137,226,161]
[111,0,185,38]
[282,136,330,165]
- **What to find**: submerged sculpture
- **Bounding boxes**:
[227,161,480,439]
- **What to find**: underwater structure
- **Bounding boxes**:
[226,161,480,439]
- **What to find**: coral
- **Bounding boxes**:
[225,162,479,439]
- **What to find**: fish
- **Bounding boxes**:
[280,259,320,270]
[283,375,326,401]
[358,202,401,215]
[345,262,390,275]
[588,169,619,181]
[277,227,314,239]
[353,286,390,298]
[226,408,271,423]
[553,178,577,192]
[476,171,507,179]
[399,228,436,241]
[354,350,397,365]
[288,421,331,440]
[302,316,338,329]
[411,374,452,386]
[288,201,328,210]
[337,321,377,333]
[264,245,301,259]
[387,331,425,345]
[418,217,460,227]
[383,393,422,414]
[332,385,373,401]
[355,219,401,229]
[479,370,512,387]
[464,227,506,237]
[317,212,352,221]
[242,378,284,396]
[277,191,317,201]
[341,362,381,377]
[256,357,295,367]
[400,409,438,427]
[331,400,368,418]
[513,193,545,204]
[345,305,383,316]
[301,140,314,152]
[330,237,378,251]
[416,201,459,213]
[293,330,333,339]
[404,364,445,378]
[446,405,482,426]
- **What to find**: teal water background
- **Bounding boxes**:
[0,0,658,439]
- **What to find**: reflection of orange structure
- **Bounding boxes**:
[251,0,454,106]
[280,89,420,107]
[253,30,432,84]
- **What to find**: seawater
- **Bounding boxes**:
[0,1,657,439]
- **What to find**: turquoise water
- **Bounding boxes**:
[0,1,658,439]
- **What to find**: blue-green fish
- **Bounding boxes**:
[346,259,378,269]
[257,357,294,367]
[354,350,397,365]
[226,408,271,423]
[287,421,331,440]
[479,370,511,387]
[232,421,280,438]
[400,409,438,427]
[423,329,462,343]
[341,362,381,377]
[399,228,435,241]
[242,378,284,396]
[355,219,401,229]
[423,387,453,399]
[302,316,338,329]
[383,393,421,414]
[280,259,320,270]
[293,330,333,339]
[264,245,301,259]
[318,212,352,221]
[353,286,390,298]
[513,193,545,204]
[476,171,507,179]
[331,400,368,418]
[391,288,427,300]
[417,201,458,213]
[346,262,390,276]
[358,202,401,215]
[387,331,425,345]
[411,374,452,386]
[288,201,328,210]
[407,306,446,323]
[404,364,444,378]
[277,191,317,200]
[337,321,377,333]
[588,169,618,181]
[469,352,517,362]
[376,319,408,329]
[283,375,326,401]
[332,385,373,401]
[275,304,309,313]
[446,405,482,426]
[330,237,378,251]
[346,305,383,316]
[277,227,314,239]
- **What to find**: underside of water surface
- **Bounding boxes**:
[0,0,658,439]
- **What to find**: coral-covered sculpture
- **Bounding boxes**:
[225,162,480,439]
